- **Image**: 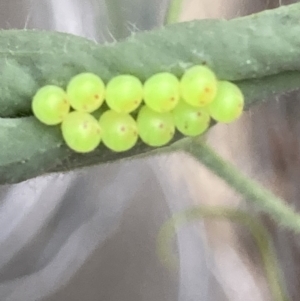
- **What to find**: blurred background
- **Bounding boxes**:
[0,0,299,300]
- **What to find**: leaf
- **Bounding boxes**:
[0,3,300,184]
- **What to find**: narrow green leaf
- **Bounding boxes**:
[1,3,300,184]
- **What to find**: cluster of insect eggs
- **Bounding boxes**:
[32,65,245,153]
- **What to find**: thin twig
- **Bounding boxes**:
[184,139,300,233]
[157,206,289,301]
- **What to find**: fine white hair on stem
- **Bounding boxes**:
[126,21,140,33]
[106,27,117,43]
[24,13,31,30]
[23,0,34,29]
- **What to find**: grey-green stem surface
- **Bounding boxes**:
[1,3,300,184]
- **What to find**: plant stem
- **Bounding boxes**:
[165,0,184,24]
[3,3,300,184]
[157,206,289,301]
[184,139,300,233]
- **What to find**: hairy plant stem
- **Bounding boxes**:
[2,3,300,183]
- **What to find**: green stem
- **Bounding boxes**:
[3,3,300,184]
[157,206,289,301]
[165,0,184,24]
[184,140,300,233]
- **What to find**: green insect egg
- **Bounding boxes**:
[137,106,175,147]
[208,81,244,123]
[105,75,143,113]
[180,65,218,107]
[32,85,70,125]
[67,73,105,113]
[61,111,102,153]
[143,72,180,113]
[172,100,211,136]
[99,110,138,152]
